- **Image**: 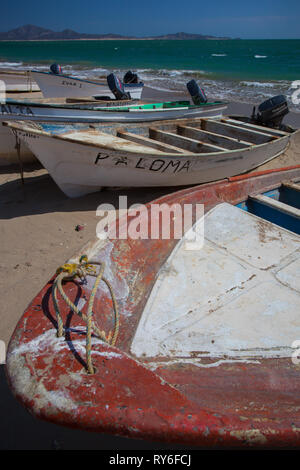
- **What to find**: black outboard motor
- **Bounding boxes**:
[253,95,289,128]
[50,63,62,74]
[123,70,139,84]
[107,73,130,100]
[186,79,208,105]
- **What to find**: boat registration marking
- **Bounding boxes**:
[0,104,34,116]
[94,152,191,174]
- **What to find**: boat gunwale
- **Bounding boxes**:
[3,98,227,111]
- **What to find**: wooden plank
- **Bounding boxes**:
[250,194,300,218]
[149,128,227,153]
[221,117,290,137]
[190,119,276,144]
[177,125,252,150]
[282,182,300,192]
[61,129,165,154]
[116,130,193,154]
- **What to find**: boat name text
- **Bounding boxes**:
[61,80,82,88]
[94,153,191,173]
[1,104,34,116]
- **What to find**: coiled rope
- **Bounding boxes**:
[52,255,119,374]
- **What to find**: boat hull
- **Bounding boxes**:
[0,71,40,92]
[0,101,227,123]
[5,167,300,448]
[31,71,144,99]
[13,126,292,197]
[0,124,36,165]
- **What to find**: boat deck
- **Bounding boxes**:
[47,116,290,155]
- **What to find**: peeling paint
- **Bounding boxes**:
[230,429,268,445]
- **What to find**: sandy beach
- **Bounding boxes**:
[0,77,299,449]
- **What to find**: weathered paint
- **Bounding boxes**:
[0,100,227,123]
[31,70,144,100]
[4,119,297,197]
[131,203,300,359]
[5,166,300,448]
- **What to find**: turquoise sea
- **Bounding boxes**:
[1,39,300,110]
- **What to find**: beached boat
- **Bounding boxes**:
[0,98,227,123]
[0,96,136,165]
[0,70,40,92]
[31,70,144,99]
[5,166,300,448]
[4,116,300,196]
[0,98,226,165]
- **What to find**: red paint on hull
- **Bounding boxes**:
[6,166,300,448]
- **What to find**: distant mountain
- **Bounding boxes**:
[149,32,231,40]
[0,24,133,40]
[0,25,234,40]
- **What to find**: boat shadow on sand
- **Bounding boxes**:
[0,164,181,219]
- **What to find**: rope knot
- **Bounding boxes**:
[52,254,119,374]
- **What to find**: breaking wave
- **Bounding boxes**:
[1,61,299,112]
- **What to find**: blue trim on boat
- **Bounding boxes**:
[237,184,300,235]
[280,186,300,210]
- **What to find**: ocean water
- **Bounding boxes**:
[0,39,300,111]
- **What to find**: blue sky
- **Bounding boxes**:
[1,0,299,39]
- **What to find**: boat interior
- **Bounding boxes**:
[38,116,292,154]
[238,180,300,235]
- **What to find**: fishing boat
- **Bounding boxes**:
[5,166,300,448]
[0,96,136,165]
[0,100,226,166]
[31,69,144,99]
[0,79,226,165]
[0,70,40,92]
[4,113,299,196]
[0,98,227,124]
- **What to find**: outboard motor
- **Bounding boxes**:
[186,79,208,105]
[107,73,130,100]
[50,63,62,75]
[123,70,139,84]
[253,95,289,128]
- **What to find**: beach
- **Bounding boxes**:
[1,73,300,449]
[1,82,299,347]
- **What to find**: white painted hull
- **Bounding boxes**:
[13,126,291,197]
[31,71,144,99]
[0,125,36,165]
[0,101,227,123]
[0,73,40,92]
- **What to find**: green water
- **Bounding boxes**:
[1,39,300,81]
[1,39,300,109]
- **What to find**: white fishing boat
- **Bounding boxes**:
[0,123,35,165]
[31,69,144,99]
[5,113,299,197]
[0,70,40,92]
[0,98,227,123]
[0,98,226,165]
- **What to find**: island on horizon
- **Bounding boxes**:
[0,24,239,41]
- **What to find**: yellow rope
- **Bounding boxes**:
[52,255,119,374]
